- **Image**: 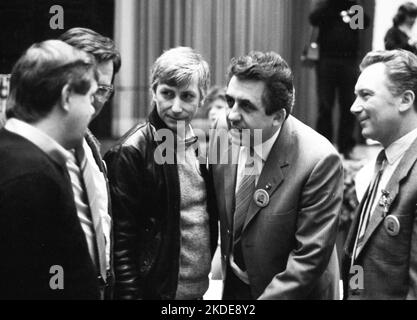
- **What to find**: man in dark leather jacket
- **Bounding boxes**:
[104,47,218,300]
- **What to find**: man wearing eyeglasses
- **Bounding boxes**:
[59,27,121,299]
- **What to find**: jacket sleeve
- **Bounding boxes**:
[258,153,343,300]
[104,145,145,300]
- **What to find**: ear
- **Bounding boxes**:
[151,84,157,102]
[399,90,415,112]
[60,84,72,112]
[272,108,287,126]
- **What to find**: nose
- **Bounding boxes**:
[350,97,362,115]
[171,97,182,114]
[227,103,241,124]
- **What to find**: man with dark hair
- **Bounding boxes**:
[59,27,121,299]
[343,49,417,299]
[0,40,100,299]
[59,27,121,116]
[210,51,343,299]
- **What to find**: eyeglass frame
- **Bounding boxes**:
[94,84,114,103]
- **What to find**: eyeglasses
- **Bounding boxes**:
[94,84,114,103]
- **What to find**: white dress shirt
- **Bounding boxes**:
[356,127,417,218]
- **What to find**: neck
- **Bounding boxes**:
[382,116,417,148]
[31,116,71,149]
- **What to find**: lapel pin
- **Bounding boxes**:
[384,215,400,236]
[254,189,269,208]
[379,189,392,216]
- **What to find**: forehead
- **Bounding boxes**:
[356,62,390,92]
[97,60,114,85]
[226,76,265,101]
[158,75,200,92]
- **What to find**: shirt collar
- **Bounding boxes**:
[4,118,72,167]
[253,126,281,162]
[385,127,417,165]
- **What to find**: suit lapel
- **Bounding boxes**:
[356,137,417,259]
[242,118,292,233]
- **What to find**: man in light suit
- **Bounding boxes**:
[343,49,417,299]
[209,51,343,299]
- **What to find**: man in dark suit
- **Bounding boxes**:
[0,40,100,299]
[343,49,417,299]
[59,27,121,299]
[209,51,343,299]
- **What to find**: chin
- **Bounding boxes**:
[229,131,242,146]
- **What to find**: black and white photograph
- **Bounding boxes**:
[1,0,417,309]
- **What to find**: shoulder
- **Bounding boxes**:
[104,121,153,172]
[286,116,339,158]
[0,130,64,185]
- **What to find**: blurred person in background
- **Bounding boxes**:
[204,86,228,128]
[309,0,369,159]
[385,2,417,54]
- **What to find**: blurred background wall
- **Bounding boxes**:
[0,0,378,139]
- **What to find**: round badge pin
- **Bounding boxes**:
[254,189,269,208]
[384,215,400,236]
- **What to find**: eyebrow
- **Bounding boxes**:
[238,97,258,110]
[355,88,373,95]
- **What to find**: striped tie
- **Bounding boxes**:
[77,149,108,283]
[233,155,256,270]
[352,149,386,261]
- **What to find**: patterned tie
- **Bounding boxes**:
[233,153,256,271]
[352,149,386,261]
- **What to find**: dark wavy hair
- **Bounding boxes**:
[59,27,121,78]
[227,51,294,117]
[393,2,417,27]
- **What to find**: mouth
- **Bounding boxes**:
[358,117,369,125]
[166,115,186,121]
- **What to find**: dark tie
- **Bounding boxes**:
[353,149,386,260]
[233,155,256,271]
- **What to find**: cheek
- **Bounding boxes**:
[185,102,198,114]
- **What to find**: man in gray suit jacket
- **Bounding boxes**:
[209,51,343,299]
[343,49,417,299]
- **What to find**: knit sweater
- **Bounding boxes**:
[175,146,211,300]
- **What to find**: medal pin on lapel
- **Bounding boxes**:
[384,215,400,236]
[254,189,269,208]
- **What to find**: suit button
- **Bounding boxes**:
[227,229,231,236]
